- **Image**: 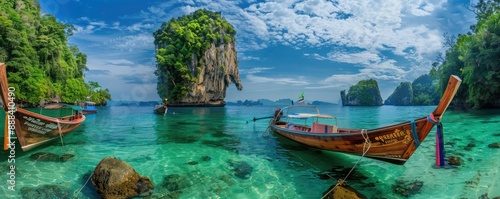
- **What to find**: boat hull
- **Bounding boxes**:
[154,106,167,114]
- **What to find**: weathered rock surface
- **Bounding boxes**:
[175,42,242,106]
[92,157,154,198]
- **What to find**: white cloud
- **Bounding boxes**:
[106,34,155,51]
[247,74,309,86]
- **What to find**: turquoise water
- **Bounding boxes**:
[1,105,499,198]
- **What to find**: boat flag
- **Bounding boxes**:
[298,92,305,104]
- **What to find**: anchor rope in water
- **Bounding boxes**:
[56,120,66,153]
[320,129,371,199]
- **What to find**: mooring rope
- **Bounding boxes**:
[57,120,65,153]
[74,172,94,199]
[321,129,371,199]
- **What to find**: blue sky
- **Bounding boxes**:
[38,0,476,103]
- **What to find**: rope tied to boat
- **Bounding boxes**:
[410,119,420,147]
[321,129,371,199]
[56,119,66,153]
[426,113,445,166]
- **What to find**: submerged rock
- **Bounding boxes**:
[228,160,253,179]
[29,152,75,162]
[392,179,424,197]
[322,183,367,199]
[488,142,500,148]
[21,185,72,199]
[201,156,211,161]
[92,157,154,198]
[162,174,192,191]
[448,156,462,166]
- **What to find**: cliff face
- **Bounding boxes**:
[384,82,413,105]
[181,42,243,106]
[341,79,383,106]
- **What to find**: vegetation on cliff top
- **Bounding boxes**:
[341,79,383,106]
[0,0,111,106]
[153,9,236,101]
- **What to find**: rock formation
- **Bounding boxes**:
[341,79,383,106]
[154,9,242,107]
[384,82,413,105]
[92,157,154,198]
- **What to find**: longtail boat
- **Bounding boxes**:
[80,101,98,114]
[268,75,461,165]
[0,63,86,151]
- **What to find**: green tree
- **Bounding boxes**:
[0,0,110,106]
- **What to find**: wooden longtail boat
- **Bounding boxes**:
[154,104,167,115]
[80,101,97,114]
[0,63,85,151]
[268,75,461,165]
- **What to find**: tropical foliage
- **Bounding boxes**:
[0,0,110,106]
[153,9,236,100]
[434,0,500,108]
[384,82,413,106]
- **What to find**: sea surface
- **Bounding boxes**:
[0,104,499,199]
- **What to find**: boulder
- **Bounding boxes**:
[92,157,154,198]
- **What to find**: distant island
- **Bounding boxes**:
[384,74,440,106]
[226,99,336,106]
[341,79,383,106]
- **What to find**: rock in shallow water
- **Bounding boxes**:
[92,157,154,198]
[21,185,72,199]
[488,142,500,148]
[228,159,253,179]
[29,152,75,162]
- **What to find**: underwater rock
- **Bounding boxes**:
[448,156,461,166]
[187,160,198,165]
[319,166,369,182]
[488,142,500,148]
[228,160,253,179]
[162,174,192,191]
[21,185,72,199]
[30,152,60,161]
[392,179,423,197]
[322,183,367,199]
[201,156,211,161]
[60,154,75,162]
[29,152,75,162]
[92,157,154,198]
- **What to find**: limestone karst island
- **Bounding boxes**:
[153,9,243,107]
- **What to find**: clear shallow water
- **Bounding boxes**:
[0,105,499,198]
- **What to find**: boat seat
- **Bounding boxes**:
[311,122,338,133]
